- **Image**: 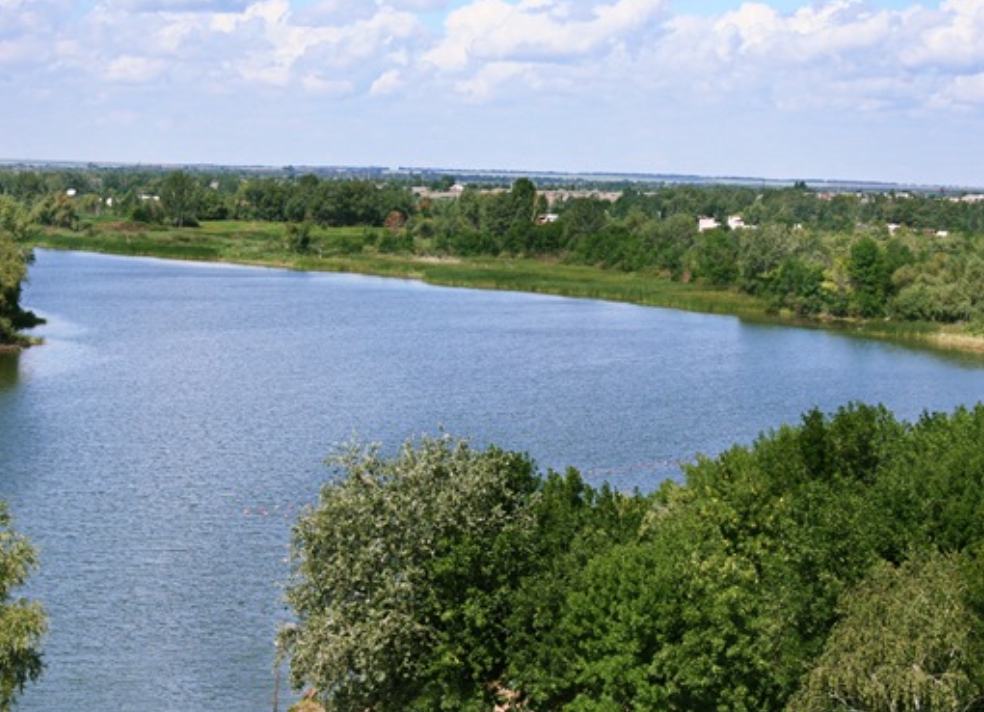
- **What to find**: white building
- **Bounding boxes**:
[698,217,720,232]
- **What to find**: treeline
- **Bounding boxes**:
[422,182,984,324]
[0,168,415,229]
[8,167,984,326]
[283,404,984,712]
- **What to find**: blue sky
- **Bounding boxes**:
[2,0,983,186]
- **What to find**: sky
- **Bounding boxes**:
[1,0,983,186]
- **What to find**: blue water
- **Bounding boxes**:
[3,249,984,711]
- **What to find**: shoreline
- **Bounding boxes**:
[25,238,984,359]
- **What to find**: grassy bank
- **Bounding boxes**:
[29,220,984,356]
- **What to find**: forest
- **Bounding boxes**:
[4,166,984,341]
[283,403,984,712]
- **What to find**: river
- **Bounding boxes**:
[2,249,984,712]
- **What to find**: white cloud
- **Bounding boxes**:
[369,68,404,95]
[384,0,451,10]
[934,71,984,107]
[903,0,984,70]
[104,54,168,82]
[423,0,669,71]
[3,0,984,184]
[104,0,253,12]
[300,72,353,95]
[453,60,533,99]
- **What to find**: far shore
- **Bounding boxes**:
[24,229,984,360]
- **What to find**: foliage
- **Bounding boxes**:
[282,404,984,712]
[16,165,984,332]
[0,501,47,712]
[281,435,540,712]
[284,222,313,254]
[790,553,984,712]
[0,197,41,346]
[158,170,200,228]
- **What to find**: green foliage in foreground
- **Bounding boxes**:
[0,502,46,712]
[283,405,984,712]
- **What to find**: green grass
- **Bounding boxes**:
[29,219,984,357]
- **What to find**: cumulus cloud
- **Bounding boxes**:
[423,0,669,70]
[621,1,984,115]
[300,72,353,96]
[903,0,984,71]
[7,0,982,114]
[3,0,984,183]
[104,0,254,12]
[369,68,404,96]
[385,0,452,10]
[28,0,429,98]
[934,71,984,107]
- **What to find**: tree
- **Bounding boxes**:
[0,197,41,347]
[560,198,609,256]
[848,236,890,318]
[281,435,540,712]
[693,228,739,286]
[158,170,199,228]
[790,553,984,712]
[0,501,47,712]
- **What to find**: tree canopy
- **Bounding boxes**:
[0,197,40,347]
[0,501,46,712]
[281,435,541,712]
[283,405,984,712]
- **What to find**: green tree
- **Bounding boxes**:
[693,228,739,286]
[158,170,199,228]
[281,435,540,712]
[560,198,609,256]
[506,471,649,709]
[790,553,984,712]
[0,501,47,712]
[848,236,890,317]
[0,197,40,346]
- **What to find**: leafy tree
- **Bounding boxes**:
[790,553,984,712]
[29,193,79,230]
[281,435,540,712]
[560,198,608,250]
[506,471,649,709]
[848,236,890,317]
[158,170,199,228]
[693,228,739,286]
[0,197,40,346]
[737,224,791,294]
[0,501,47,712]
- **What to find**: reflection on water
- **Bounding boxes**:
[0,351,19,390]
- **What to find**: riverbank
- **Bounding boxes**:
[28,221,984,357]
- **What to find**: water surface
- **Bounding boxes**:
[3,249,984,712]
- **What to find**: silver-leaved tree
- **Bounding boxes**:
[280,435,539,712]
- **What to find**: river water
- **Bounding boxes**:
[3,249,984,712]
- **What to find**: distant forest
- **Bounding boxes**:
[4,166,984,329]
